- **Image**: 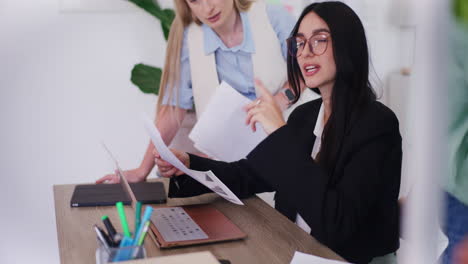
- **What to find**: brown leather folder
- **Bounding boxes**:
[148,204,247,248]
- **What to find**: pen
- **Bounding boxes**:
[133,206,153,246]
[116,201,131,238]
[94,225,111,253]
[136,221,150,246]
[96,225,113,246]
[135,201,142,237]
[101,215,117,245]
[131,221,151,259]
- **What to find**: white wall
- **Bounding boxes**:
[0,0,407,263]
[0,1,166,263]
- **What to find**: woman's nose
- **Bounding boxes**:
[202,0,215,15]
[301,41,314,57]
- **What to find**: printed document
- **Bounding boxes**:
[143,116,244,205]
[189,81,267,162]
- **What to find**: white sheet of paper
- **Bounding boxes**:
[189,81,267,162]
[101,142,137,205]
[290,252,350,264]
[143,116,244,205]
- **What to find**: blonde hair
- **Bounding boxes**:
[156,0,255,120]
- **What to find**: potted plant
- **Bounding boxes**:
[128,0,175,95]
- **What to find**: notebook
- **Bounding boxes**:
[70,181,166,207]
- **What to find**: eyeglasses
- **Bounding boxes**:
[287,34,330,57]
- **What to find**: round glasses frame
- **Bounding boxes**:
[287,34,330,57]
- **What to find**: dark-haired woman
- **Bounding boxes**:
[154,2,401,263]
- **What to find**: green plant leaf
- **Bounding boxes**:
[453,0,468,23]
[127,1,175,94]
[127,0,162,18]
[131,63,162,95]
[127,0,175,40]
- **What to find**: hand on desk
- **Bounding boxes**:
[153,148,189,178]
[96,167,147,184]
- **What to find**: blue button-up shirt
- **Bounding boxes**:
[162,5,295,109]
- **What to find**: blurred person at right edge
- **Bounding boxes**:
[442,1,468,264]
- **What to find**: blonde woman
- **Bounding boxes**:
[97,0,312,184]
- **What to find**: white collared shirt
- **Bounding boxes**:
[295,103,325,234]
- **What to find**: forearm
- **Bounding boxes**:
[156,105,186,144]
[169,154,272,199]
[138,142,157,177]
[138,105,186,177]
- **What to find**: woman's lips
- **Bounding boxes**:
[207,12,221,23]
[303,64,320,77]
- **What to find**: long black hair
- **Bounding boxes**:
[287,2,376,177]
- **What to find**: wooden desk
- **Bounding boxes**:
[54,179,344,264]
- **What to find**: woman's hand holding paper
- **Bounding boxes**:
[154,148,189,178]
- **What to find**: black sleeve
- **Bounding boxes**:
[168,155,274,199]
[168,99,321,199]
[247,112,402,249]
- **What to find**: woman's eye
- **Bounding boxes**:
[313,37,328,46]
[296,41,305,48]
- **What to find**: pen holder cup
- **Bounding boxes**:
[96,242,146,263]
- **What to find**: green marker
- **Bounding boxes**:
[116,201,131,238]
[135,201,142,237]
[137,221,151,246]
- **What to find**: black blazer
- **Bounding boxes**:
[169,99,402,264]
